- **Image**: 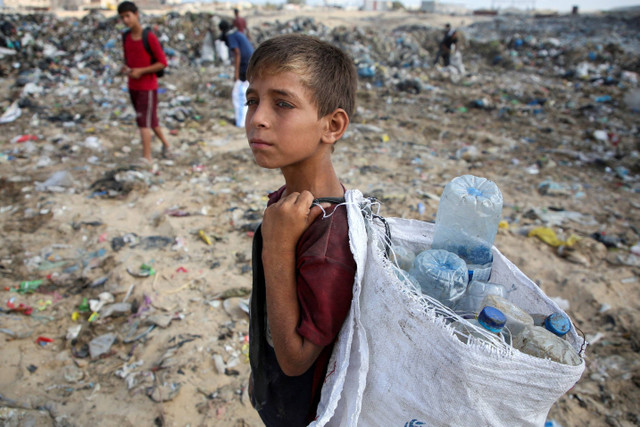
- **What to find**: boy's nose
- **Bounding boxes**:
[247,105,269,129]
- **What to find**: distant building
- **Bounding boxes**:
[362,0,390,11]
[4,0,52,10]
[421,1,436,12]
[420,0,466,14]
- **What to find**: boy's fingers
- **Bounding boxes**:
[296,191,314,207]
[307,205,325,224]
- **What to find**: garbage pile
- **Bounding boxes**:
[0,8,639,427]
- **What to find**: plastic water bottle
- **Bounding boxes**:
[512,325,582,365]
[482,294,533,336]
[409,249,468,307]
[431,175,503,281]
[452,306,507,344]
[454,280,507,317]
[391,245,416,271]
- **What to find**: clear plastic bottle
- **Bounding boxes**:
[482,294,534,336]
[409,249,468,307]
[454,280,507,318]
[391,244,416,272]
[453,306,507,344]
[431,175,503,281]
[512,324,582,365]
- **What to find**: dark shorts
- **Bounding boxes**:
[129,89,159,128]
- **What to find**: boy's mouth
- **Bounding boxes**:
[249,139,272,149]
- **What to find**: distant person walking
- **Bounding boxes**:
[118,1,171,163]
[232,8,250,39]
[219,19,254,127]
[434,23,458,67]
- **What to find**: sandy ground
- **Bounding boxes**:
[0,7,639,427]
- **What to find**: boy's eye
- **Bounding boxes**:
[245,98,257,107]
[276,101,294,109]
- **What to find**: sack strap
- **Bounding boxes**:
[313,197,345,205]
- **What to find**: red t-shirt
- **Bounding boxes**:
[233,16,247,33]
[252,186,355,425]
[123,30,167,91]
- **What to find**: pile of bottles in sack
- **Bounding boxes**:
[392,175,582,366]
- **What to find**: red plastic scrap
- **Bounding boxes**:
[7,299,33,315]
[176,267,188,273]
[35,336,53,345]
[15,134,38,143]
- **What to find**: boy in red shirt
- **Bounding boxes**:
[246,34,358,426]
[118,1,171,163]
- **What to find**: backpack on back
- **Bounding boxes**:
[122,27,165,78]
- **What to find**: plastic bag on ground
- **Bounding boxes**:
[215,39,229,64]
[450,50,466,75]
[0,101,22,124]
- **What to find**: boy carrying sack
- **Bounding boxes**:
[246,34,358,426]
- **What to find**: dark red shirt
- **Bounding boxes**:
[122,30,167,91]
[250,186,355,426]
[233,16,247,33]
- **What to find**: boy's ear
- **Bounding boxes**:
[320,108,349,146]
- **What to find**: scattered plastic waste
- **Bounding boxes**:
[198,230,213,246]
[14,279,43,294]
[0,101,22,124]
[127,264,156,278]
[89,333,117,359]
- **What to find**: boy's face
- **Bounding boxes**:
[119,11,139,29]
[245,71,329,170]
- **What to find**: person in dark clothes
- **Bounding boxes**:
[434,23,458,67]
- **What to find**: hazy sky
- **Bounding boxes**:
[305,0,640,12]
[447,0,639,11]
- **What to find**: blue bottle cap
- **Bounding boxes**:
[477,306,506,333]
[544,313,571,337]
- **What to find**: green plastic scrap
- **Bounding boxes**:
[14,280,43,294]
[78,297,90,313]
[140,264,155,276]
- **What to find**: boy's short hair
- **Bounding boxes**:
[246,34,357,119]
[117,1,138,14]
[219,19,231,33]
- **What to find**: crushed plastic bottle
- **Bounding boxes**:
[409,249,468,307]
[454,280,507,317]
[513,325,582,366]
[432,175,503,281]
